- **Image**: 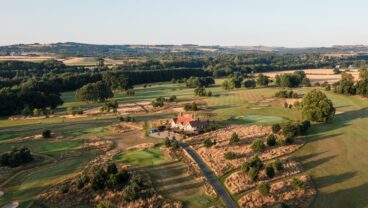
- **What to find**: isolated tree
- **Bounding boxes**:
[272,124,281,134]
[265,165,275,178]
[257,182,270,196]
[273,159,284,171]
[301,90,335,122]
[229,132,240,145]
[266,134,276,146]
[42,129,51,138]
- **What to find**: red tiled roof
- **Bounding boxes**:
[175,114,195,125]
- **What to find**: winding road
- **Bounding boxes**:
[181,143,238,208]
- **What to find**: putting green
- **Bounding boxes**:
[114,147,167,166]
[234,115,284,124]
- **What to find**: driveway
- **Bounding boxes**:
[180,143,238,208]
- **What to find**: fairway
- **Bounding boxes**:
[233,115,285,124]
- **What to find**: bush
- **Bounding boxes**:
[251,139,266,152]
[241,162,250,175]
[92,168,108,190]
[0,146,34,167]
[257,182,270,196]
[290,177,305,189]
[229,132,240,145]
[224,151,237,160]
[76,175,90,190]
[171,139,179,150]
[285,133,295,144]
[42,129,51,138]
[203,138,215,148]
[248,167,259,182]
[60,183,69,194]
[273,159,284,171]
[266,134,276,146]
[272,124,281,134]
[107,163,118,175]
[164,137,171,147]
[249,155,264,170]
[265,165,275,178]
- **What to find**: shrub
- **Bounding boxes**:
[241,162,250,175]
[76,175,90,190]
[116,169,130,185]
[0,146,34,168]
[272,124,281,134]
[243,79,256,88]
[42,129,51,138]
[251,139,266,152]
[265,165,275,178]
[92,168,108,190]
[282,122,298,137]
[171,139,179,150]
[164,137,171,147]
[60,183,69,194]
[248,167,259,182]
[123,184,138,201]
[224,151,237,160]
[249,155,264,170]
[273,159,284,171]
[107,163,118,175]
[285,133,295,144]
[203,138,214,148]
[229,132,240,145]
[257,182,270,196]
[266,134,276,146]
[290,177,305,189]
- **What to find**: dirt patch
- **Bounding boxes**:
[225,159,302,194]
[238,175,316,208]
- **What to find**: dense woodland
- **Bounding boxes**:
[0,52,368,116]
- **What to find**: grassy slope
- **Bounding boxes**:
[0,151,98,208]
[293,91,368,208]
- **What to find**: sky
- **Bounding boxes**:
[1,0,368,47]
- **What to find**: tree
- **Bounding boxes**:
[266,134,276,146]
[301,90,335,122]
[42,129,51,138]
[333,73,355,95]
[272,124,281,134]
[229,132,240,145]
[251,139,266,152]
[76,81,113,103]
[256,74,269,86]
[265,165,275,178]
[243,79,256,88]
[92,168,108,190]
[248,167,259,182]
[164,137,171,147]
[171,139,179,150]
[273,159,283,171]
[107,163,118,175]
[257,182,270,196]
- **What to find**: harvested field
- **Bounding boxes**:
[187,125,303,175]
[225,159,303,194]
[238,175,316,208]
[263,68,360,84]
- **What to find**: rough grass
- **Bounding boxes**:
[0,151,98,207]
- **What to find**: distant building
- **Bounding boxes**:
[170,113,207,132]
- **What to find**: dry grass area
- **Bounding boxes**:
[0,55,58,62]
[225,159,302,194]
[238,175,316,208]
[186,125,302,176]
[263,68,360,84]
